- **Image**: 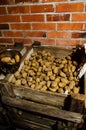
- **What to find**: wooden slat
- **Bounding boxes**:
[6,107,56,130]
[2,96,83,124]
[84,72,86,108]
[0,80,67,108]
[13,119,53,130]
[13,86,66,108]
[84,72,86,95]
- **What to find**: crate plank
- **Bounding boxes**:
[2,96,83,124]
[0,80,67,108]
[5,107,57,130]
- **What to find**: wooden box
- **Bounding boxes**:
[0,46,86,130]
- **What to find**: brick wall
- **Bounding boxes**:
[0,0,86,47]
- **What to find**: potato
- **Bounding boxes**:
[15,54,20,63]
[27,77,33,82]
[55,77,60,83]
[61,59,67,64]
[31,84,35,89]
[47,81,51,88]
[69,81,75,89]
[67,66,71,73]
[59,82,66,88]
[63,67,68,73]
[11,58,16,64]
[69,76,74,81]
[40,81,46,86]
[73,61,78,66]
[66,56,71,60]
[27,81,32,87]
[64,86,69,91]
[66,87,71,93]
[1,57,11,63]
[50,75,55,81]
[68,60,72,65]
[59,64,64,69]
[49,87,57,92]
[36,78,40,83]
[21,79,27,85]
[44,76,50,81]
[53,67,58,74]
[40,85,47,91]
[37,71,41,76]
[24,66,29,72]
[71,65,76,73]
[61,78,69,84]
[28,70,35,77]
[35,84,42,90]
[24,60,29,65]
[59,71,66,78]
[14,71,20,79]
[15,79,21,86]
[52,65,56,70]
[22,72,27,78]
[73,87,80,94]
[11,77,16,84]
[38,67,42,72]
[51,81,57,87]
[47,71,52,76]
[58,88,64,94]
[31,62,37,67]
[73,72,77,77]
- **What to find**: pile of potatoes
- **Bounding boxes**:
[11,50,80,94]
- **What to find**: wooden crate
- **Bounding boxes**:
[0,46,86,130]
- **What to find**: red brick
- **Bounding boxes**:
[4,31,23,37]
[48,32,70,38]
[58,23,83,30]
[0,24,9,30]
[26,31,46,37]
[56,3,84,12]
[0,0,14,5]
[22,15,44,22]
[0,16,20,22]
[0,7,7,15]
[72,14,86,21]
[72,32,82,38]
[47,14,70,21]
[15,0,38,3]
[72,32,86,38]
[11,24,31,30]
[7,6,30,14]
[33,38,55,45]
[14,38,32,45]
[31,5,54,13]
[32,23,56,30]
[42,0,67,2]
[56,40,80,46]
[0,38,13,43]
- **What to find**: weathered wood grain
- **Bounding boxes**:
[2,96,83,124]
[0,80,67,107]
[84,72,86,108]
[5,107,57,130]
